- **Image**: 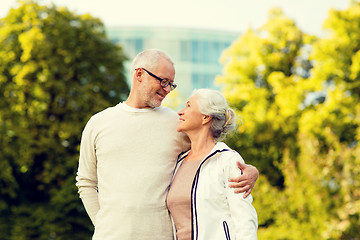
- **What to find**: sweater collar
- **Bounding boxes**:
[118,102,161,113]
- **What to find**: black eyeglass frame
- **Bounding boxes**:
[137,68,177,91]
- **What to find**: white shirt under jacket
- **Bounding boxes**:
[171,142,258,240]
[76,102,189,240]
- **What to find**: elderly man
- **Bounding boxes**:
[76,49,258,240]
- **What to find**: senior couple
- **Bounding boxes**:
[76,49,258,240]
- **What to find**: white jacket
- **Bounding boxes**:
[171,142,258,240]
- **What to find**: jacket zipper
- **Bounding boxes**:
[174,147,230,240]
[191,149,230,240]
[223,221,231,240]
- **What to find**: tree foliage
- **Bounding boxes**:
[218,5,360,240]
[218,8,314,187]
[0,1,129,239]
[1,0,360,239]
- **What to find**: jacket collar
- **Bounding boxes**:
[178,142,231,162]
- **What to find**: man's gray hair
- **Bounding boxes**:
[130,49,174,75]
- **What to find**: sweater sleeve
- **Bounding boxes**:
[223,152,258,240]
[75,117,100,225]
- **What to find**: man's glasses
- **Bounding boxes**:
[138,68,177,91]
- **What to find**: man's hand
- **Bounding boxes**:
[229,162,259,198]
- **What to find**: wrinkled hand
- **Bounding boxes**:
[229,162,259,198]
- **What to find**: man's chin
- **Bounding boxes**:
[149,100,162,108]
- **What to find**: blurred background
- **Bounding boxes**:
[0,0,359,239]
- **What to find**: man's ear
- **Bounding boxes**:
[202,115,212,125]
[135,68,142,82]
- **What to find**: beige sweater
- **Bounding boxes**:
[76,102,189,240]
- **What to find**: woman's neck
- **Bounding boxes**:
[186,131,215,161]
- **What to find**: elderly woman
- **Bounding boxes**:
[166,89,258,240]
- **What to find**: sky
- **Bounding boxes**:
[0,0,351,35]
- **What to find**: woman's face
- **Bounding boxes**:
[177,95,205,133]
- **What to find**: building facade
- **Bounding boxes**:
[106,26,240,99]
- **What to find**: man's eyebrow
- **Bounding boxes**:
[162,76,173,82]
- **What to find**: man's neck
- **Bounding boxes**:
[125,97,153,109]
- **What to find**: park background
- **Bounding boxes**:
[0,0,359,239]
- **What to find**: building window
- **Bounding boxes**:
[134,38,143,53]
[192,73,217,89]
[192,73,200,89]
[203,41,210,63]
[180,40,190,61]
[191,40,200,63]
[211,41,221,63]
[188,40,230,64]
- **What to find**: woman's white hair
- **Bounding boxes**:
[130,49,174,75]
[191,89,236,141]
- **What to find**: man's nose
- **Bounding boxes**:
[163,84,171,93]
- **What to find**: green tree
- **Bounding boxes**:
[300,1,360,238]
[218,5,360,239]
[218,8,314,187]
[0,1,129,239]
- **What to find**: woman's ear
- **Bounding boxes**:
[202,115,212,125]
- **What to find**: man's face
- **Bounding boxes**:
[138,59,175,108]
